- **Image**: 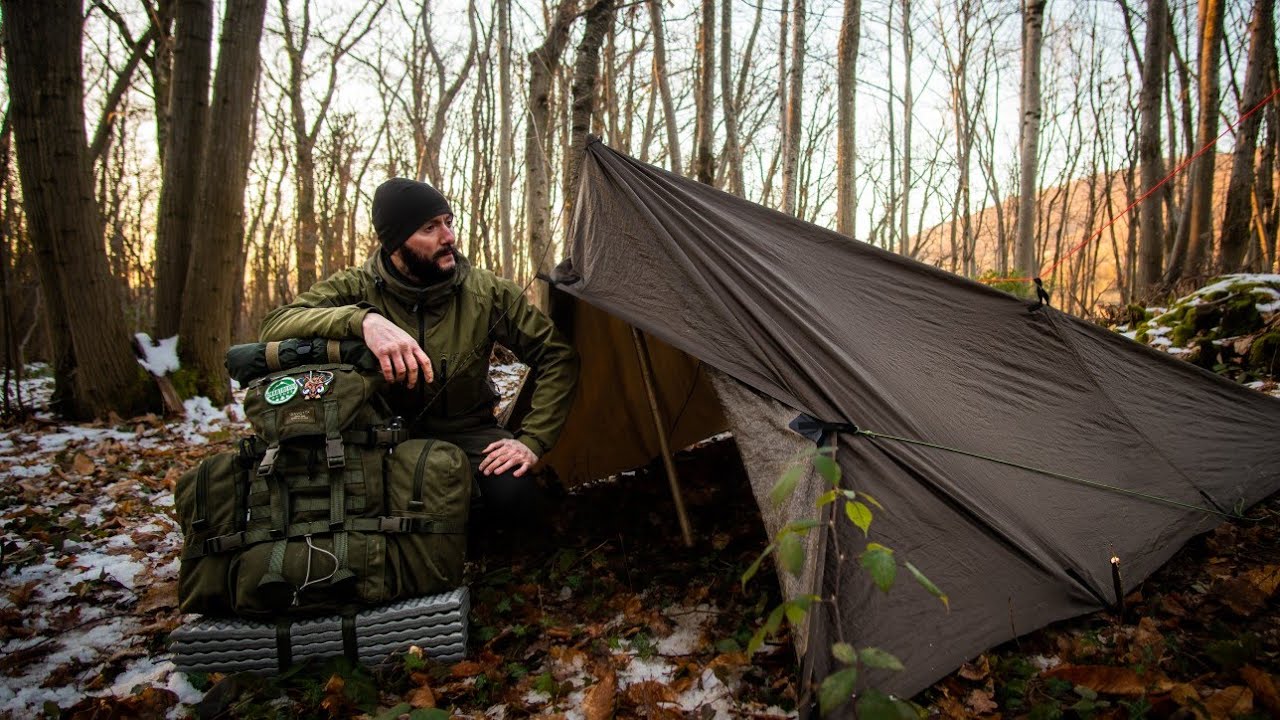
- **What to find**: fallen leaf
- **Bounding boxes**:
[322,674,344,695]
[72,453,94,476]
[958,655,990,681]
[450,660,486,678]
[1240,666,1280,717]
[1044,664,1174,696]
[1204,686,1252,720]
[622,680,677,712]
[582,670,617,720]
[965,688,997,714]
[408,683,436,709]
[7,581,40,609]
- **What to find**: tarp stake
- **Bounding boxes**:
[631,327,694,547]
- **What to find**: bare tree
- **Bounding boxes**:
[835,0,861,236]
[720,0,745,195]
[648,0,682,173]
[899,0,914,257]
[497,0,515,276]
[178,0,269,403]
[1166,0,1225,283]
[780,0,804,216]
[1015,0,1045,285]
[153,0,211,339]
[1219,0,1275,272]
[526,0,579,307]
[3,0,151,418]
[692,0,715,184]
[1135,0,1169,295]
[277,0,383,291]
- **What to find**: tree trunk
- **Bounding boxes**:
[1015,0,1044,287]
[780,0,804,216]
[567,0,616,212]
[1168,0,1225,282]
[648,0,681,172]
[497,0,514,277]
[178,0,268,403]
[1136,0,1169,295]
[154,0,212,339]
[3,0,151,418]
[525,0,578,309]
[1219,0,1274,272]
[692,0,715,184]
[835,0,861,236]
[720,0,744,195]
[899,0,913,256]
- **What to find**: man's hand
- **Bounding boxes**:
[479,438,538,477]
[361,313,433,388]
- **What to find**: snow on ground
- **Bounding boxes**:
[135,334,181,377]
[0,369,242,717]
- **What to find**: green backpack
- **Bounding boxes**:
[176,339,471,618]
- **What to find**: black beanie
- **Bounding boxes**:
[371,178,453,253]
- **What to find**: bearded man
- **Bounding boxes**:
[260,178,578,517]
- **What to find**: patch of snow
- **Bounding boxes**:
[484,703,507,719]
[1147,325,1171,336]
[1149,336,1172,347]
[618,656,675,687]
[657,604,716,656]
[0,617,133,715]
[135,333,181,377]
[6,463,51,478]
[1120,331,1137,340]
[37,426,136,452]
[523,689,551,705]
[1190,273,1280,298]
[1258,300,1280,313]
[1031,654,1062,671]
[677,668,734,718]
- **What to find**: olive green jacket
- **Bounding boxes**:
[260,252,577,457]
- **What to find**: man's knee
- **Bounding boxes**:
[475,469,538,519]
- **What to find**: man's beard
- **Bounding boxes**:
[400,246,456,284]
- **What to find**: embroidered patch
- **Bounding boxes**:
[299,370,335,400]
[284,406,316,425]
[264,377,299,405]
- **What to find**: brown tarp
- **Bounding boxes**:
[546,139,1280,702]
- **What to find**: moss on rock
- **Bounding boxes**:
[1248,331,1280,376]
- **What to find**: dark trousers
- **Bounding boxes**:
[427,426,538,524]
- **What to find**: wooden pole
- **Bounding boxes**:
[631,327,694,547]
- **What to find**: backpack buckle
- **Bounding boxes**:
[378,517,412,532]
[205,532,244,554]
[257,446,279,476]
[325,437,345,468]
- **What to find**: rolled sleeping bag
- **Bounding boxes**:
[226,338,380,385]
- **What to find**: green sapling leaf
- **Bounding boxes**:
[770,465,805,506]
[817,489,840,507]
[764,604,785,636]
[747,626,767,655]
[905,561,949,610]
[741,543,774,588]
[860,544,896,592]
[859,647,905,671]
[845,501,872,535]
[812,455,842,486]
[859,492,885,511]
[818,667,858,716]
[831,642,857,665]
[779,533,805,576]
[785,602,808,627]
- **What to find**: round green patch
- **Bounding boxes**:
[264,377,299,405]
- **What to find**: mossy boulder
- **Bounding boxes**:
[1248,331,1280,376]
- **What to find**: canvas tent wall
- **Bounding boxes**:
[542,138,1280,705]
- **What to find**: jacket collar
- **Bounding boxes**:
[366,249,471,308]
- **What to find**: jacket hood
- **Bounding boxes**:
[365,249,471,308]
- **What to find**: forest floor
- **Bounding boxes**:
[2,276,1280,719]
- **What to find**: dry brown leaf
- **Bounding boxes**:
[72,452,94,476]
[450,660,486,678]
[934,694,969,719]
[581,670,617,720]
[965,688,998,714]
[1169,683,1201,706]
[622,680,677,712]
[1243,565,1280,596]
[408,684,437,709]
[1123,617,1167,664]
[1044,664,1174,696]
[136,581,177,614]
[7,581,40,609]
[958,655,990,681]
[1241,666,1280,717]
[323,673,344,695]
[1204,686,1252,720]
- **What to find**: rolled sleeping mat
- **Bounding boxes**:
[225,338,381,385]
[170,587,469,675]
